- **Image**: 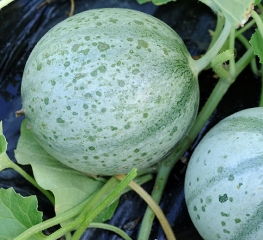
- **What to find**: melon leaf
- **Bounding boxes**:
[0,188,44,239]
[15,120,106,217]
[250,29,263,64]
[0,121,11,171]
[0,122,44,239]
[200,0,254,28]
[0,121,6,153]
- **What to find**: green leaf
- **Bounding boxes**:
[0,121,15,171]
[200,0,255,28]
[93,199,119,223]
[0,188,44,239]
[255,0,261,5]
[15,120,106,218]
[250,29,263,64]
[0,121,7,154]
[137,0,176,5]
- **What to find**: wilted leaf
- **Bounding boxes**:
[0,188,44,239]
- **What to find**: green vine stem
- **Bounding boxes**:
[251,10,263,39]
[71,168,137,240]
[45,176,121,240]
[228,28,236,77]
[0,152,54,204]
[193,19,232,73]
[88,222,132,240]
[45,215,81,240]
[14,171,151,240]
[137,161,171,240]
[124,173,153,193]
[207,14,225,51]
[138,23,256,240]
[14,192,96,240]
[236,34,261,76]
[115,174,176,240]
[235,18,256,38]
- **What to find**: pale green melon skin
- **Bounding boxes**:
[185,107,263,239]
[22,8,199,175]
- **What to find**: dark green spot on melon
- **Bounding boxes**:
[72,44,80,52]
[84,93,92,99]
[64,61,70,67]
[163,48,169,55]
[56,118,65,123]
[110,126,117,131]
[138,39,149,48]
[234,218,241,223]
[221,212,230,217]
[170,126,178,136]
[83,104,88,109]
[50,79,56,86]
[118,80,125,87]
[96,91,102,96]
[134,20,144,25]
[109,18,118,24]
[219,194,228,203]
[132,69,139,74]
[44,98,49,105]
[98,42,110,51]
[37,63,42,71]
[228,175,234,181]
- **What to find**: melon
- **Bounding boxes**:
[185,107,263,239]
[21,8,199,175]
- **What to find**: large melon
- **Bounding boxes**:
[21,8,199,175]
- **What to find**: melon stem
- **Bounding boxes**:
[137,33,255,240]
[193,19,232,74]
[115,173,176,240]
